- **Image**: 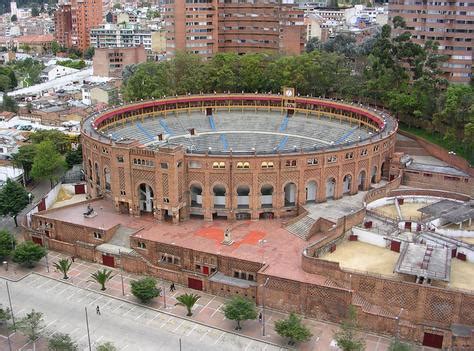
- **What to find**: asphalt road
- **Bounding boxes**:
[1,274,281,351]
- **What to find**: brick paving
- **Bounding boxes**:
[0,251,438,350]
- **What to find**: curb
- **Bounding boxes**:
[31,272,288,350]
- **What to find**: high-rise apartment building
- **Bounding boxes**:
[54,0,103,52]
[90,23,153,52]
[55,4,73,48]
[388,0,473,84]
[163,0,305,58]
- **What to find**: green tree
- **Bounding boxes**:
[12,241,47,267]
[90,269,114,291]
[388,339,413,351]
[274,313,312,346]
[30,140,67,188]
[131,277,161,303]
[306,37,321,53]
[10,14,17,22]
[0,305,11,325]
[0,178,30,226]
[96,342,117,351]
[48,333,78,351]
[65,145,83,169]
[53,258,72,279]
[0,230,16,259]
[51,41,60,55]
[20,44,32,54]
[31,7,40,17]
[11,144,37,181]
[175,293,201,316]
[222,296,258,330]
[30,129,70,154]
[334,305,366,351]
[84,47,95,60]
[2,94,18,112]
[16,309,44,346]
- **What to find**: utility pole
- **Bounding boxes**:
[262,277,269,337]
[6,282,15,329]
[85,307,92,351]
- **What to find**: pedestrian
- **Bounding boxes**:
[71,256,75,263]
[96,305,100,315]
[258,312,262,322]
[170,282,175,292]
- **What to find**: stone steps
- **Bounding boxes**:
[285,216,316,240]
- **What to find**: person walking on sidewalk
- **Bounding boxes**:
[170,282,176,292]
[96,305,101,315]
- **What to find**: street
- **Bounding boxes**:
[0,274,282,351]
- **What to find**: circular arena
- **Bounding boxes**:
[82,92,398,222]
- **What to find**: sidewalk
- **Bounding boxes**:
[0,251,433,351]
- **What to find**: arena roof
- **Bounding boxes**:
[418,200,474,224]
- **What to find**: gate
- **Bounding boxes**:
[188,277,203,291]
[38,198,46,212]
[422,332,443,349]
[74,184,86,194]
[31,236,43,246]
[102,254,115,268]
[390,240,401,253]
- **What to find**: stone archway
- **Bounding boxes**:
[358,170,366,191]
[104,167,111,191]
[284,182,297,207]
[138,183,154,213]
[190,184,203,207]
[371,166,377,183]
[213,184,226,208]
[237,185,250,209]
[326,177,336,199]
[343,174,352,195]
[260,184,273,208]
[306,181,317,203]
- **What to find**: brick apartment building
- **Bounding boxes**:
[54,0,103,52]
[388,0,473,84]
[93,46,147,78]
[163,0,306,58]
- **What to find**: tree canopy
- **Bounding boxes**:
[12,241,47,267]
[0,179,30,226]
[131,277,161,303]
[334,305,366,351]
[222,296,258,330]
[30,140,66,188]
[274,313,312,345]
[0,230,15,259]
[48,333,78,351]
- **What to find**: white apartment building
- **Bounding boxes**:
[89,23,152,52]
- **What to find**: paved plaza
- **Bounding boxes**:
[0,251,438,350]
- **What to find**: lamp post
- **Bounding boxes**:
[85,307,92,351]
[5,282,15,330]
[396,308,404,341]
[262,277,269,337]
[163,284,167,308]
[118,249,125,296]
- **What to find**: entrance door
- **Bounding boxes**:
[188,277,203,291]
[32,236,43,246]
[102,254,115,268]
[74,184,86,194]
[38,198,46,212]
[202,266,209,275]
[390,240,401,253]
[422,332,443,349]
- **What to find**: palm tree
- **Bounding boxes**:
[89,269,114,291]
[175,293,201,316]
[53,258,72,279]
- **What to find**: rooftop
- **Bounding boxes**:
[418,200,474,224]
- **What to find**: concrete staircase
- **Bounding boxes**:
[286,215,316,240]
[395,135,430,156]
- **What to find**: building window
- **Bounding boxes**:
[120,190,126,196]
[102,147,109,154]
[233,270,256,281]
[373,145,379,152]
[327,155,337,164]
[360,149,368,156]
[285,160,297,167]
[236,162,250,169]
[93,232,102,239]
[160,162,169,169]
[117,155,124,163]
[133,159,154,167]
[189,161,202,169]
[345,152,354,160]
[213,162,225,169]
[307,158,318,165]
[160,253,181,266]
[137,241,146,249]
[261,161,274,169]
[163,197,170,203]
[444,176,460,181]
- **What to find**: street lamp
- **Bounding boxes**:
[261,277,270,337]
[118,249,125,296]
[85,307,92,351]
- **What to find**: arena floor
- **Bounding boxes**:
[104,110,372,153]
[321,241,399,276]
